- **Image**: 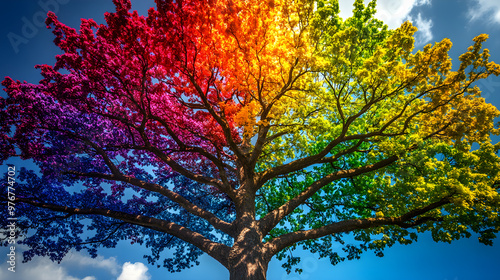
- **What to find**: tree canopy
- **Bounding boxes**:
[1,0,500,279]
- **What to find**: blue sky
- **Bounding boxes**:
[1,0,500,279]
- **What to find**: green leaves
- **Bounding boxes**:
[255,0,500,272]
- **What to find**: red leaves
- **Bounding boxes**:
[45,11,79,52]
[2,0,250,179]
[112,0,132,15]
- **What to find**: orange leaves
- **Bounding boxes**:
[213,0,312,93]
[152,0,500,153]
[409,37,453,85]
[233,101,259,136]
[174,0,316,140]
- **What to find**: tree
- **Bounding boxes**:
[1,0,500,279]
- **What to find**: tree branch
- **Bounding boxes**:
[187,74,247,164]
[258,155,399,236]
[63,171,236,237]
[265,195,452,256]
[15,197,231,268]
[257,91,387,186]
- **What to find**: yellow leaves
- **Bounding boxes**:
[409,38,453,82]
[398,35,500,147]
[473,33,489,43]
[486,61,500,76]
[430,94,500,144]
[385,21,417,56]
[221,4,500,218]
[457,34,500,77]
[379,137,500,221]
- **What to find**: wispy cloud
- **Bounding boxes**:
[468,0,500,24]
[407,13,433,46]
[64,253,121,276]
[338,0,433,45]
[117,262,151,280]
[374,0,430,29]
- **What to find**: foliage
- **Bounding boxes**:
[1,0,500,277]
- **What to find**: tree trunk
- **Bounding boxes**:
[228,213,270,280]
[228,245,269,280]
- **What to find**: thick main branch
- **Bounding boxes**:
[265,195,452,255]
[65,171,236,236]
[258,155,399,236]
[16,197,231,267]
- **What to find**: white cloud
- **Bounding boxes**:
[375,0,430,29]
[2,257,96,280]
[0,254,151,280]
[63,253,121,276]
[339,0,433,45]
[0,249,124,280]
[117,262,151,280]
[468,0,500,24]
[407,13,433,46]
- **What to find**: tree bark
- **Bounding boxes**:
[228,237,270,280]
[228,250,269,280]
[228,188,271,280]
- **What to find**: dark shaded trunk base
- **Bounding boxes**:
[229,261,268,280]
[228,247,269,280]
